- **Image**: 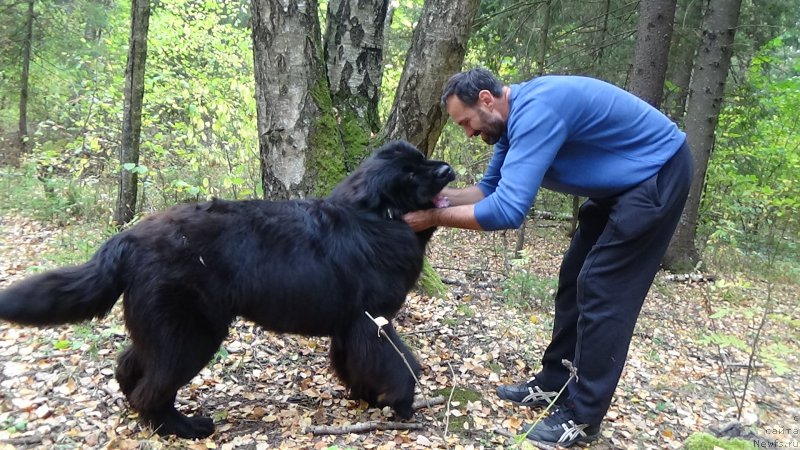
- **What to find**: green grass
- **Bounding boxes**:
[1,165,116,267]
[434,387,483,434]
[684,432,752,450]
[1,165,114,222]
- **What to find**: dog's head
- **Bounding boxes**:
[331,140,455,219]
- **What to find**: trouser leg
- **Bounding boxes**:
[533,143,692,423]
[534,199,608,391]
[568,143,693,425]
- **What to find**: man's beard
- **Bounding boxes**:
[476,109,505,145]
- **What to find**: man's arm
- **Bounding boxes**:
[403,204,483,231]
[404,185,486,232]
[440,186,485,206]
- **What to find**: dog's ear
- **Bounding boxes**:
[331,167,385,212]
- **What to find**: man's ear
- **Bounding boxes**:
[478,90,495,109]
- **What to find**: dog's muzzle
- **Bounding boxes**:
[436,165,456,182]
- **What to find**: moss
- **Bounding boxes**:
[418,258,448,298]
[308,74,347,197]
[433,387,483,434]
[336,107,371,169]
[684,432,752,450]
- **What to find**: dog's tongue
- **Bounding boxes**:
[433,194,450,208]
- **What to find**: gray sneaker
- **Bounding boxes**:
[495,377,561,407]
[522,407,600,447]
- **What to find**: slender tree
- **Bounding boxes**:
[663,0,702,122]
[114,0,150,226]
[17,0,34,158]
[378,0,480,296]
[323,0,389,168]
[628,0,678,107]
[380,0,481,156]
[250,0,344,199]
[664,0,743,271]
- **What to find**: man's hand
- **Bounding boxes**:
[403,209,438,232]
[403,204,484,231]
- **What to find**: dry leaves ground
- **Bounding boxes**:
[0,212,798,450]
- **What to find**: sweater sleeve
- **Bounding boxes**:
[477,139,507,197]
[474,102,568,230]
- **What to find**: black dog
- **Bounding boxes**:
[0,140,454,438]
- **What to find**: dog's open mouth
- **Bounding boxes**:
[432,194,450,208]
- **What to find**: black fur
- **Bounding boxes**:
[0,140,454,439]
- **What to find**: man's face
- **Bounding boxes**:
[445,93,505,145]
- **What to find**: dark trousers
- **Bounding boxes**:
[534,141,693,425]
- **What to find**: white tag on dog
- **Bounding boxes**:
[365,311,389,337]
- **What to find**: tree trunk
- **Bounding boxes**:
[628,0,678,107]
[663,0,743,272]
[380,0,481,156]
[380,0,479,297]
[663,0,702,122]
[251,0,344,199]
[323,0,388,168]
[17,0,34,158]
[591,0,612,76]
[113,0,150,227]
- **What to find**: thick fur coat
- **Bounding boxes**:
[0,140,454,438]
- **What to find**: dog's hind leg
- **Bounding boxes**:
[122,303,229,438]
[115,346,143,398]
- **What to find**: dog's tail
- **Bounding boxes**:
[0,234,130,326]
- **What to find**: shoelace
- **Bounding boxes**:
[547,407,590,444]
[522,378,558,403]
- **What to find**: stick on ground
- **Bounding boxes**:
[302,396,446,436]
[304,421,424,436]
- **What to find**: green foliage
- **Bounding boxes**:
[468,0,637,83]
[704,34,800,274]
[2,0,260,213]
[700,275,795,376]
[2,416,28,434]
[0,165,113,225]
[499,249,557,310]
[378,0,424,122]
[138,0,259,205]
[684,432,751,450]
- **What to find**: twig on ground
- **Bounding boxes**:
[1,435,43,446]
[412,395,445,410]
[443,363,457,439]
[304,421,424,435]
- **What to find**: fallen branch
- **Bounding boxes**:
[304,421,424,435]
[662,273,717,283]
[302,396,444,436]
[412,395,445,410]
[533,211,573,222]
[1,435,43,446]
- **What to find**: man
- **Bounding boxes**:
[404,68,692,447]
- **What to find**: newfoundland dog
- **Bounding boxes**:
[0,140,455,438]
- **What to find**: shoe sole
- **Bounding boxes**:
[527,432,600,448]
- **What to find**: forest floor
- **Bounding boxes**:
[0,211,798,450]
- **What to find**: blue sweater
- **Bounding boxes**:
[474,76,686,231]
